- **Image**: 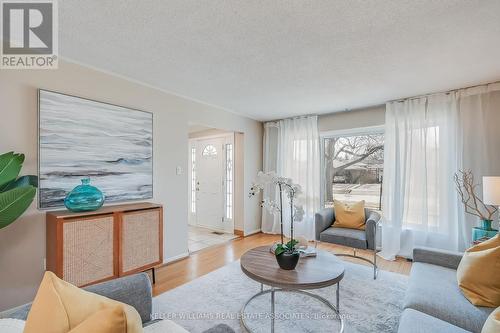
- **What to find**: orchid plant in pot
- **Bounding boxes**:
[249,171,305,270]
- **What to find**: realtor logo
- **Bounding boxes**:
[1,0,58,69]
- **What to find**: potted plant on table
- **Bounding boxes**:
[249,171,304,270]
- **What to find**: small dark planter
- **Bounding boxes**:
[276,251,300,270]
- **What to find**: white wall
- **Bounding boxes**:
[318,105,385,132]
[0,60,262,310]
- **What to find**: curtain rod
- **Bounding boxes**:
[265,114,319,124]
[389,80,500,103]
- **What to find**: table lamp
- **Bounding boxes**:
[482,176,500,231]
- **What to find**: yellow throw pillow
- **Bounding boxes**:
[332,200,366,230]
[69,306,126,333]
[457,235,500,307]
[482,306,500,333]
[24,271,143,333]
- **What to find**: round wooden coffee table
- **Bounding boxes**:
[240,246,345,333]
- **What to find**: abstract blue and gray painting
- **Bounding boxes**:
[38,90,153,208]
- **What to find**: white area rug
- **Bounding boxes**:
[153,260,408,333]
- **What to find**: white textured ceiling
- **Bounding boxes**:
[59,1,500,121]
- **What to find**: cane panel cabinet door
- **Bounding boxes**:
[119,207,163,276]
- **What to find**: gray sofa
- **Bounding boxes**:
[0,273,154,324]
[0,273,234,333]
[397,247,494,333]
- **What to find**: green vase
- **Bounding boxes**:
[479,219,493,231]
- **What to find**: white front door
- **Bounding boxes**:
[196,138,224,231]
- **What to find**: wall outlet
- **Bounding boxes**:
[43,258,46,270]
[176,166,183,175]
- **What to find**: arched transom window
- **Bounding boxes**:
[202,144,217,157]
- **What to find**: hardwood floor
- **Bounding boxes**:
[152,233,411,297]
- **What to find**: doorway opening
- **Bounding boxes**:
[188,124,241,253]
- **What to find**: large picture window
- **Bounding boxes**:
[322,130,384,210]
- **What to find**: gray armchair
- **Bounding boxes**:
[315,207,381,279]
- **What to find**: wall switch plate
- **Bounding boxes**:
[176,166,183,175]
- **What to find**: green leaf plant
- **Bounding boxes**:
[0,152,38,229]
[274,239,300,256]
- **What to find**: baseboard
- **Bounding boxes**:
[163,252,189,264]
[234,229,244,237]
[244,228,261,237]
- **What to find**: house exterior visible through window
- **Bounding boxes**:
[322,131,384,210]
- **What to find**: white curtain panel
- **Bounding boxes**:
[380,82,500,260]
[262,116,320,240]
[380,93,460,260]
[457,83,500,249]
[262,122,280,236]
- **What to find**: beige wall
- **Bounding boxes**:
[188,128,231,139]
[318,105,385,132]
[0,61,263,310]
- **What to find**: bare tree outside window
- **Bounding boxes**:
[323,133,384,210]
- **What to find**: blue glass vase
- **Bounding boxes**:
[64,177,105,212]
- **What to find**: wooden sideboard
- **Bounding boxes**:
[46,202,163,287]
